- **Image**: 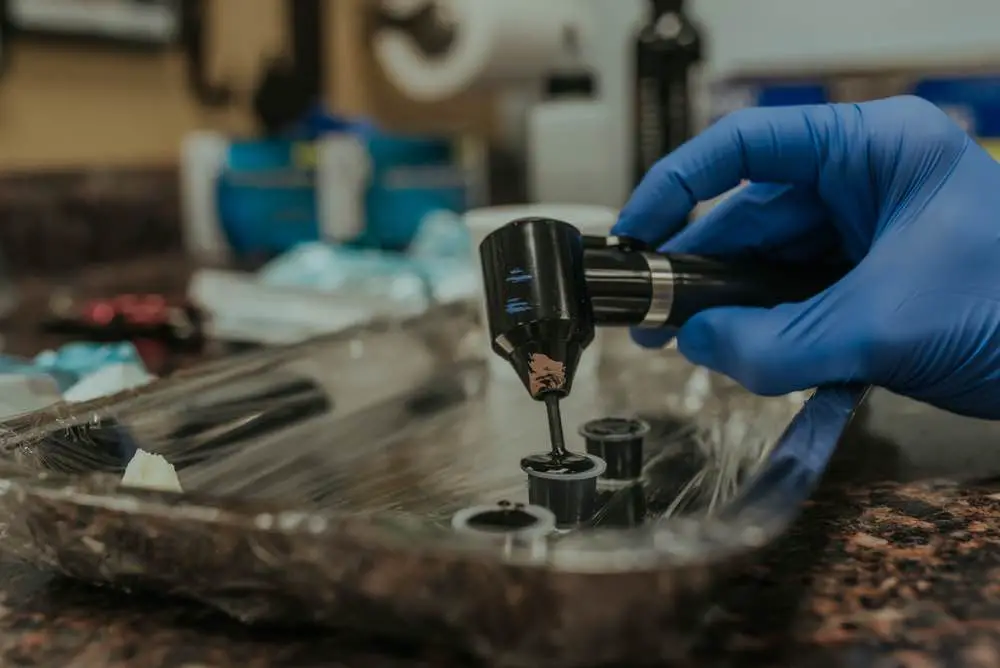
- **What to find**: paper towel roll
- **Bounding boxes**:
[373,0,587,102]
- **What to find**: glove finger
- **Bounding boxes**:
[661,183,837,262]
[615,104,842,246]
[630,326,678,349]
[674,271,871,395]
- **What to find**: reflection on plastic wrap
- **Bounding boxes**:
[0,302,866,667]
[1,303,483,496]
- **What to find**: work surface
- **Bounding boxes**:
[0,477,997,668]
[2,258,1000,667]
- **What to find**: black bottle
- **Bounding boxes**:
[633,0,704,186]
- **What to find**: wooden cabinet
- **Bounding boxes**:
[0,0,282,171]
[0,0,494,171]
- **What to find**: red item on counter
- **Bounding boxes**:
[44,292,205,353]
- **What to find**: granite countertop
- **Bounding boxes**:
[1,258,1000,667]
[699,477,1000,668]
[0,477,998,668]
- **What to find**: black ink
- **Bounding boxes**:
[521,452,595,476]
[465,508,539,532]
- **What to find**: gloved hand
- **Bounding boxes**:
[613,95,1000,419]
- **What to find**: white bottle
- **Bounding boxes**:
[527,72,618,208]
[315,134,371,243]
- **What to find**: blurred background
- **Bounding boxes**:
[0,0,998,404]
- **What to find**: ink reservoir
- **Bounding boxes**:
[451,501,556,558]
[579,417,651,528]
[521,451,606,528]
[580,417,650,489]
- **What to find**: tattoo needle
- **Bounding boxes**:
[544,394,567,457]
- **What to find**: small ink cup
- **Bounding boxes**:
[521,452,606,527]
[579,417,650,486]
[452,501,556,559]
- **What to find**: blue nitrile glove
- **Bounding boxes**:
[613,95,1000,419]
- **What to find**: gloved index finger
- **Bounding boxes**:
[614,103,841,245]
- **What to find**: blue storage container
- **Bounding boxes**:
[362,135,467,251]
[214,122,468,260]
[217,140,318,259]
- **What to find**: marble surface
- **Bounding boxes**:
[2,259,1000,667]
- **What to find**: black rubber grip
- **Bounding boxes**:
[664,253,846,327]
[583,248,652,325]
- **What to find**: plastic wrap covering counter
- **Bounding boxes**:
[0,312,866,667]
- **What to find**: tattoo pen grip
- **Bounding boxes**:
[664,253,844,327]
[583,245,845,329]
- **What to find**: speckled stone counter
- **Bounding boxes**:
[3,258,1000,667]
[697,477,1000,668]
[0,477,998,667]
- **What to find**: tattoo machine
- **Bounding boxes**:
[478,216,844,458]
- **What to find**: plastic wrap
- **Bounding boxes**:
[0,304,866,667]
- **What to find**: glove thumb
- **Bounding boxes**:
[674,289,867,396]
